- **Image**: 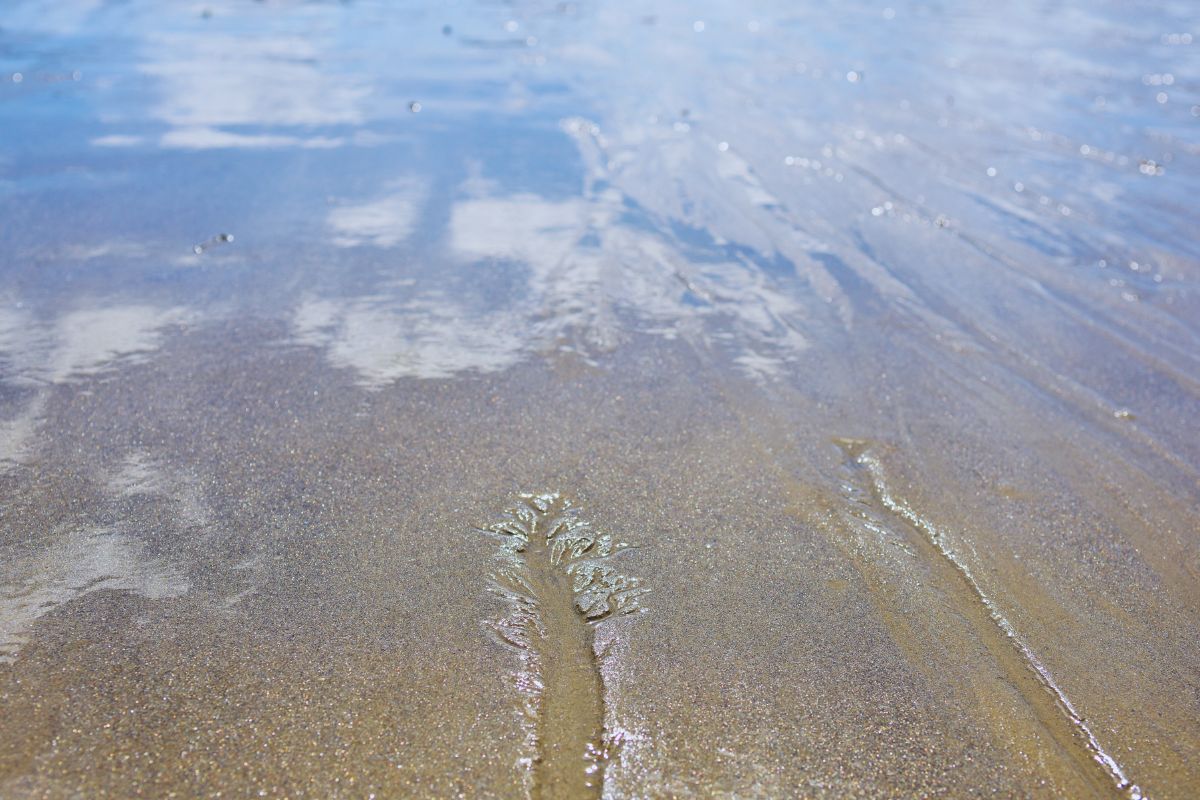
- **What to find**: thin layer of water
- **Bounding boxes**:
[1,1,1197,797]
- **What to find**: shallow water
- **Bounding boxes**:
[1,0,1198,797]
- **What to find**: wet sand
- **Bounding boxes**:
[1,1,1198,797]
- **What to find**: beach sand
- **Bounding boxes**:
[1,1,1197,797]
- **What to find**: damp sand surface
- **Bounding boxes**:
[1,1,1199,797]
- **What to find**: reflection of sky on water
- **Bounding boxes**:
[0,1,1198,794]
[0,522,188,663]
[327,180,427,248]
[0,304,186,471]
[0,449,202,664]
[294,166,811,384]
[0,0,1196,387]
[0,304,186,385]
[293,291,526,383]
[142,32,367,129]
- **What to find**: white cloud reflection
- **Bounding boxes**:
[141,33,367,130]
[0,448,202,666]
[292,178,809,386]
[46,306,188,384]
[0,303,187,472]
[160,127,346,151]
[0,449,202,665]
[293,293,524,384]
[449,193,586,265]
[0,523,189,664]
[112,14,373,151]
[327,180,427,248]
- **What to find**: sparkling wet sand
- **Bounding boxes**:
[1,1,1198,797]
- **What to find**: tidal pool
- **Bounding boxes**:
[1,1,1197,797]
